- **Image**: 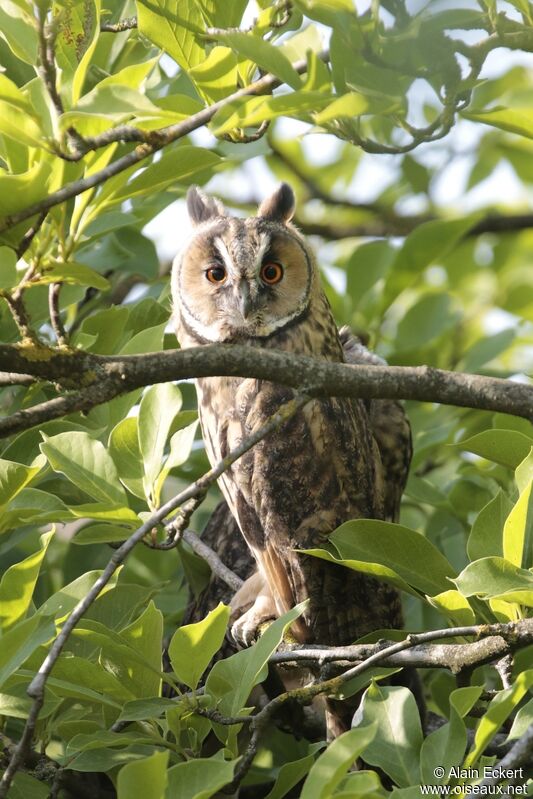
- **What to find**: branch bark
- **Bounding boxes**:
[269,620,533,673]
[0,344,531,439]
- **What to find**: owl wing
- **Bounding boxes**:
[339,326,412,522]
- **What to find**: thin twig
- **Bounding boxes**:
[36,7,63,117]
[16,212,47,260]
[495,654,514,689]
[0,393,309,799]
[0,372,36,387]
[0,293,37,342]
[48,283,68,346]
[100,15,138,32]
[181,529,244,592]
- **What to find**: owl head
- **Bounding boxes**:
[172,183,320,345]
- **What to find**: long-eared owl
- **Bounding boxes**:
[171,183,411,656]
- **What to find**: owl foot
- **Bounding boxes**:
[230,598,277,648]
[229,571,277,648]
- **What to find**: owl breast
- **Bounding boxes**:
[195,311,400,646]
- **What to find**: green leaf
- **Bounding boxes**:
[0,615,55,689]
[0,159,53,221]
[138,383,183,503]
[428,590,476,627]
[0,73,42,146]
[516,447,533,495]
[507,697,533,741]
[120,602,164,699]
[265,752,321,799]
[211,90,331,135]
[68,730,155,754]
[0,488,73,534]
[463,106,533,139]
[216,32,302,90]
[0,245,17,288]
[117,749,169,799]
[457,429,533,469]
[165,756,238,799]
[0,457,43,513]
[0,530,53,632]
[72,523,132,545]
[300,545,419,599]
[316,91,397,124]
[8,772,50,799]
[300,725,377,799]
[50,655,135,705]
[461,329,516,372]
[468,489,513,562]
[206,604,306,719]
[464,670,533,766]
[137,0,205,70]
[346,240,395,307]
[70,620,168,694]
[453,556,533,606]
[355,684,423,788]
[117,698,179,723]
[188,46,238,103]
[35,262,110,290]
[66,744,160,773]
[154,420,199,502]
[99,146,222,208]
[393,215,483,275]
[53,0,101,103]
[395,293,460,353]
[503,479,533,569]
[38,570,119,617]
[169,603,230,690]
[0,1,38,63]
[109,416,146,500]
[420,686,483,785]
[0,684,61,720]
[328,519,456,596]
[40,431,129,508]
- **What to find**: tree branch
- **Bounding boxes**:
[269,620,533,674]
[0,344,531,440]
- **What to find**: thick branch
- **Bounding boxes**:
[0,345,531,440]
[270,619,533,673]
[297,211,533,240]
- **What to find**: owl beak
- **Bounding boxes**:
[238,282,254,319]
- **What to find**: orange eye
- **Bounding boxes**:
[260,262,283,285]
[206,265,227,284]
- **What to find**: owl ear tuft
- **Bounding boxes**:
[257,183,295,223]
[186,186,225,226]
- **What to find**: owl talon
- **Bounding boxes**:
[231,611,276,648]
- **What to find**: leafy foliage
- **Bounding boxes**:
[0,1,533,797]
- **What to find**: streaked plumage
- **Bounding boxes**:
[172,184,411,655]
